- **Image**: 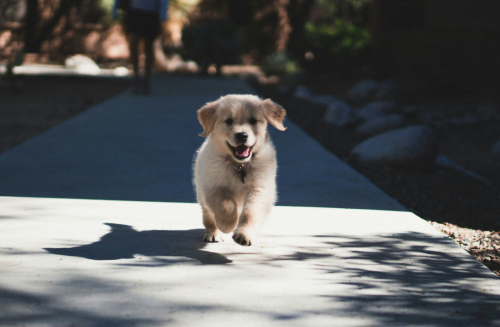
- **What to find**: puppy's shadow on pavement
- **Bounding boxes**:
[45,223,231,265]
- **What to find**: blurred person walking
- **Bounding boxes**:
[114,0,169,95]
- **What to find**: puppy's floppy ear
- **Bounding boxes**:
[262,99,287,131]
[197,100,219,137]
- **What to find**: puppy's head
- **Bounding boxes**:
[198,94,286,163]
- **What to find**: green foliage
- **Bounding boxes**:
[312,0,372,25]
[262,52,300,76]
[99,0,115,13]
[290,0,373,75]
[327,0,372,10]
[73,0,115,26]
[98,0,115,25]
[304,19,370,56]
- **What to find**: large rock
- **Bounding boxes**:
[323,100,359,128]
[347,79,378,101]
[357,103,386,120]
[293,85,313,99]
[491,139,500,154]
[476,102,498,119]
[435,155,490,184]
[366,101,398,114]
[350,125,437,168]
[355,114,410,136]
[311,95,339,106]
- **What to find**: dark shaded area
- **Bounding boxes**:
[0,75,131,155]
[0,285,162,327]
[252,82,500,232]
[3,0,499,100]
[24,0,81,53]
[286,0,316,56]
[182,0,294,66]
[0,74,403,209]
[181,16,243,72]
[312,232,500,326]
[377,0,425,31]
[45,223,232,265]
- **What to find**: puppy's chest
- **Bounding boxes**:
[210,161,256,187]
[229,163,254,185]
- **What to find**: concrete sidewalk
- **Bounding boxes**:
[1,75,499,326]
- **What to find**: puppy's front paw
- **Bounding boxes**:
[232,231,252,246]
[203,232,224,243]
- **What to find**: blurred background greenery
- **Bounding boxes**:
[0,0,499,96]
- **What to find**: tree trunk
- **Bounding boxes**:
[24,0,38,52]
[24,0,77,53]
[287,0,315,55]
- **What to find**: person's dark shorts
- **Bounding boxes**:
[124,9,160,40]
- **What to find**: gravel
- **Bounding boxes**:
[431,222,500,275]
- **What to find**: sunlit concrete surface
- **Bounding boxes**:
[0,75,499,326]
[1,197,499,327]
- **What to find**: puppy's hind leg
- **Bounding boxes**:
[201,206,224,242]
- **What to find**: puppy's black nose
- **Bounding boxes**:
[235,132,248,144]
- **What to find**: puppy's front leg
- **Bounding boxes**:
[201,206,224,242]
[205,189,239,234]
[233,193,273,246]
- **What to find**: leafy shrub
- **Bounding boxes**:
[305,19,370,56]
[299,18,371,74]
[261,52,300,76]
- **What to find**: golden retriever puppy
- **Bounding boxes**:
[194,94,286,246]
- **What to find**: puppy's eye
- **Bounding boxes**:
[249,118,257,125]
[226,118,233,125]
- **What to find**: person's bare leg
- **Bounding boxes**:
[128,34,140,94]
[144,38,154,95]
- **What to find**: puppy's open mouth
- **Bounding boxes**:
[227,142,254,160]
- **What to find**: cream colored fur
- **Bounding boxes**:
[193,94,286,246]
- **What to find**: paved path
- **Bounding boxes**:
[1,75,499,326]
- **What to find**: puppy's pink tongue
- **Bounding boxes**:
[236,145,250,157]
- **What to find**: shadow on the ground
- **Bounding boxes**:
[0,274,221,327]
[39,228,500,326]
[45,223,231,265]
[305,233,500,326]
[0,285,161,327]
